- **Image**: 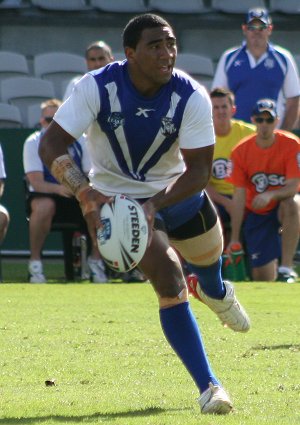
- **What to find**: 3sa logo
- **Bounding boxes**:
[251,173,285,193]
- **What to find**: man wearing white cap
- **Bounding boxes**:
[212,7,300,131]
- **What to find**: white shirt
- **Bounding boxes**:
[54,62,215,198]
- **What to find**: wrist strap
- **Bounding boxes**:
[50,154,88,195]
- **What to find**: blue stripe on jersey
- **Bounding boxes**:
[92,61,196,182]
[225,44,287,122]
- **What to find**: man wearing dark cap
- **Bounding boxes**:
[212,7,300,131]
[227,98,300,283]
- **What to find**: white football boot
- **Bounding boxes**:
[199,382,233,414]
[188,278,250,332]
[28,260,46,283]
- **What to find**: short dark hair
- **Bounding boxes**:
[210,87,235,106]
[122,13,172,49]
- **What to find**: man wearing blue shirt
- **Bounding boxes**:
[212,7,300,131]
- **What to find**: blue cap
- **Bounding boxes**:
[252,99,277,118]
[245,8,271,24]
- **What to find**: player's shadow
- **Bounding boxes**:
[0,406,191,424]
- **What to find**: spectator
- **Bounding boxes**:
[212,7,300,131]
[39,13,250,414]
[0,143,9,245]
[63,40,114,101]
[23,98,108,283]
[206,87,255,245]
[227,99,300,282]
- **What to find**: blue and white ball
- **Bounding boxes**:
[97,194,148,272]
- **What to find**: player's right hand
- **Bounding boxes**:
[76,186,113,246]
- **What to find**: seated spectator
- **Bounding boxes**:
[0,143,9,245]
[206,87,255,245]
[63,40,114,101]
[23,98,108,283]
[227,99,300,282]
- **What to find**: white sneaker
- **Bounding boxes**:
[88,258,108,283]
[28,260,46,284]
[198,281,250,332]
[199,382,233,414]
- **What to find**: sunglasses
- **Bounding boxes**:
[43,116,53,123]
[247,24,269,31]
[254,117,275,124]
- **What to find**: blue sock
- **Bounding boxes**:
[160,302,219,393]
[187,258,225,299]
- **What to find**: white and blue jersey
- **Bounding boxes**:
[54,60,215,198]
[212,42,300,125]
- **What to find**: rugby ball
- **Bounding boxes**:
[97,194,148,272]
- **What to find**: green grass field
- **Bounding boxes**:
[0,262,299,425]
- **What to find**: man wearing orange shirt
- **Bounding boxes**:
[227,99,300,282]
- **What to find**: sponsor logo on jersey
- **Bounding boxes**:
[212,158,230,179]
[251,172,285,192]
[297,152,300,169]
[161,117,176,136]
[264,58,274,69]
[136,107,155,117]
[234,60,243,67]
[108,112,125,130]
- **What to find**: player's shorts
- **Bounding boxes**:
[243,207,281,268]
[151,191,223,266]
[154,190,217,237]
[26,192,87,232]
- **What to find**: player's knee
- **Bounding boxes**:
[155,277,186,299]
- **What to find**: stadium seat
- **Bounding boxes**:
[33,52,87,98]
[90,0,148,12]
[269,0,300,14]
[148,0,210,13]
[176,53,214,78]
[180,29,241,65]
[0,76,55,127]
[0,102,23,128]
[27,103,42,129]
[30,0,91,11]
[0,0,23,8]
[211,0,266,13]
[0,51,29,84]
